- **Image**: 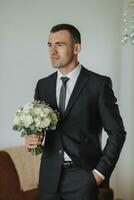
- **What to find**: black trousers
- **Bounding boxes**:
[39,166,99,200]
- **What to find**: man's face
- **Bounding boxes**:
[48,30,76,69]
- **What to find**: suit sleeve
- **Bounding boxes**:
[34,81,40,101]
[96,77,126,178]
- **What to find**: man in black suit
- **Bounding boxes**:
[25,24,126,200]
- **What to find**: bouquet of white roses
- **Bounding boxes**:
[13,101,59,155]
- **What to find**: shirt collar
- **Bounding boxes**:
[57,63,81,82]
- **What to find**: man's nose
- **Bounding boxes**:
[50,46,57,54]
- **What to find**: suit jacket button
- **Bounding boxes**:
[58,150,62,154]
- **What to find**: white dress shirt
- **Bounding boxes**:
[56,63,81,161]
[56,64,105,180]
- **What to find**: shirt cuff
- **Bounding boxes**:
[93,169,105,180]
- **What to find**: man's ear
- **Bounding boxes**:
[74,43,81,55]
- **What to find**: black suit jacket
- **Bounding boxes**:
[34,66,126,194]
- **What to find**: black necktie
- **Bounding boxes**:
[59,77,69,114]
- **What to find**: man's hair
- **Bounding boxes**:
[50,24,81,44]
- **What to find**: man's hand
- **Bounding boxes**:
[92,170,104,186]
[25,133,44,150]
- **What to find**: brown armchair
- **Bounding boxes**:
[0,146,113,200]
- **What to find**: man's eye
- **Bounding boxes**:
[47,43,52,47]
[57,43,63,46]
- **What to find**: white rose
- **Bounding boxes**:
[20,114,33,128]
[44,107,51,115]
[34,117,41,128]
[39,110,46,118]
[41,118,51,128]
[34,108,42,115]
[14,116,21,125]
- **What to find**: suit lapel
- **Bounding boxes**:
[62,66,90,120]
[47,72,58,111]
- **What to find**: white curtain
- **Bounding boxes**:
[111,1,134,199]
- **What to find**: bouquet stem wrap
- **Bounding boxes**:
[29,144,43,156]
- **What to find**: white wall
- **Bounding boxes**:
[0,0,133,199]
